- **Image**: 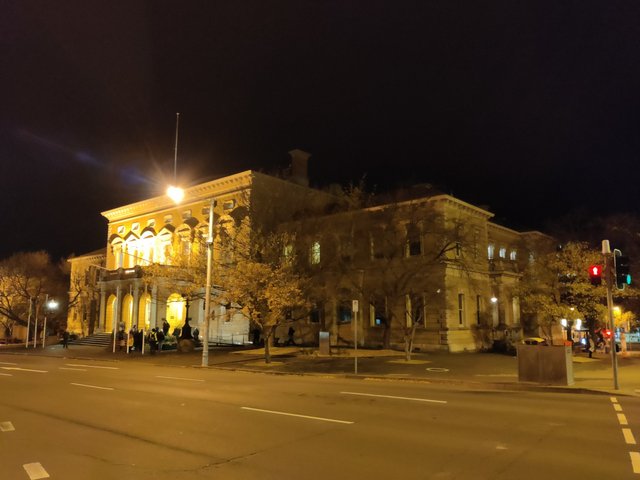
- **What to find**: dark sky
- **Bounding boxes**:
[2,1,640,259]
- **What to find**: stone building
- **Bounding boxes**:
[68,157,548,352]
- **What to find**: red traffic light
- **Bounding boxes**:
[589,265,603,286]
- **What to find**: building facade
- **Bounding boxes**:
[69,163,548,352]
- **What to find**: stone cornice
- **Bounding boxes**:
[488,222,521,236]
[102,171,255,222]
[427,195,494,220]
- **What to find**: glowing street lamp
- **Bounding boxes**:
[42,296,58,349]
[167,185,185,204]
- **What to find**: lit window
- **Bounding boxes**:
[147,219,156,227]
[510,250,517,261]
[223,200,236,210]
[370,298,387,326]
[458,293,465,325]
[310,241,321,265]
[488,244,495,260]
[499,247,506,258]
[283,244,294,263]
[132,222,140,232]
[529,252,535,264]
[117,225,125,235]
[182,210,192,220]
[337,301,352,324]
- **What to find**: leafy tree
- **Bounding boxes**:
[518,242,608,341]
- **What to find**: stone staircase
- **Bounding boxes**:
[71,332,113,347]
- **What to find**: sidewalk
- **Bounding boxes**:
[2,343,639,396]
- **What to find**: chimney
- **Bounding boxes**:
[288,149,310,187]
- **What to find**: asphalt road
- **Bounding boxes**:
[0,353,638,480]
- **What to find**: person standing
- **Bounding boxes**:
[62,330,69,349]
[149,328,158,354]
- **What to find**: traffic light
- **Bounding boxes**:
[589,264,603,286]
[614,253,631,290]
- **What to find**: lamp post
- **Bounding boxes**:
[168,185,214,367]
[41,296,58,349]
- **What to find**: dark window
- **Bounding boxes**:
[310,303,323,323]
[337,302,352,323]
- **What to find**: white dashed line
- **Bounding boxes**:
[630,452,640,474]
[0,361,18,365]
[614,403,623,412]
[71,383,114,391]
[241,407,354,424]
[618,413,629,426]
[58,367,87,371]
[0,367,47,373]
[65,364,119,370]
[341,391,447,404]
[611,396,619,403]
[0,421,15,432]
[0,373,12,377]
[623,428,637,445]
[156,375,204,382]
[23,462,49,479]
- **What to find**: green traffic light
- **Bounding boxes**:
[627,274,632,285]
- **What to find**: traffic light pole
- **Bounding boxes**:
[602,240,619,390]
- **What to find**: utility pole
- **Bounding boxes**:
[602,240,619,390]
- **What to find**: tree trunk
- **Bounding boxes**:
[264,326,273,364]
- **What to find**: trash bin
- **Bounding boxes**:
[319,331,330,355]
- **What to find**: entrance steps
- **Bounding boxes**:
[71,332,112,347]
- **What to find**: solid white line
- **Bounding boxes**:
[23,462,49,479]
[618,413,629,425]
[156,375,204,382]
[0,367,47,373]
[341,391,447,404]
[71,383,114,391]
[623,428,637,445]
[0,361,18,365]
[614,403,624,412]
[611,396,619,403]
[241,407,354,424]
[630,452,640,474]
[0,421,15,432]
[59,367,87,371]
[66,363,119,370]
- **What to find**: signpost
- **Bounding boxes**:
[352,300,359,374]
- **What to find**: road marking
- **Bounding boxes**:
[426,367,449,372]
[341,391,447,404]
[59,367,87,371]
[614,403,624,412]
[0,361,18,365]
[623,428,637,445]
[618,413,629,425]
[65,364,119,370]
[0,421,15,432]
[156,375,204,382]
[0,367,47,373]
[241,407,354,424]
[71,383,114,391]
[23,462,49,479]
[630,452,640,473]
[474,374,518,377]
[0,373,12,376]
[611,396,619,403]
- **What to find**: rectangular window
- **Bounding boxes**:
[370,298,387,326]
[499,247,506,259]
[510,249,517,261]
[455,242,462,258]
[488,244,495,260]
[283,244,294,264]
[310,303,323,323]
[458,293,465,326]
[476,295,482,324]
[406,225,422,257]
[310,241,321,265]
[337,301,352,324]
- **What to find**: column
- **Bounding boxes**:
[150,284,158,330]
[132,283,140,329]
[98,286,107,333]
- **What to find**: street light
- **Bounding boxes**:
[169,189,214,367]
[41,296,58,349]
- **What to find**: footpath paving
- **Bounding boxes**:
[2,343,639,396]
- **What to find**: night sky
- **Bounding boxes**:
[2,1,640,260]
